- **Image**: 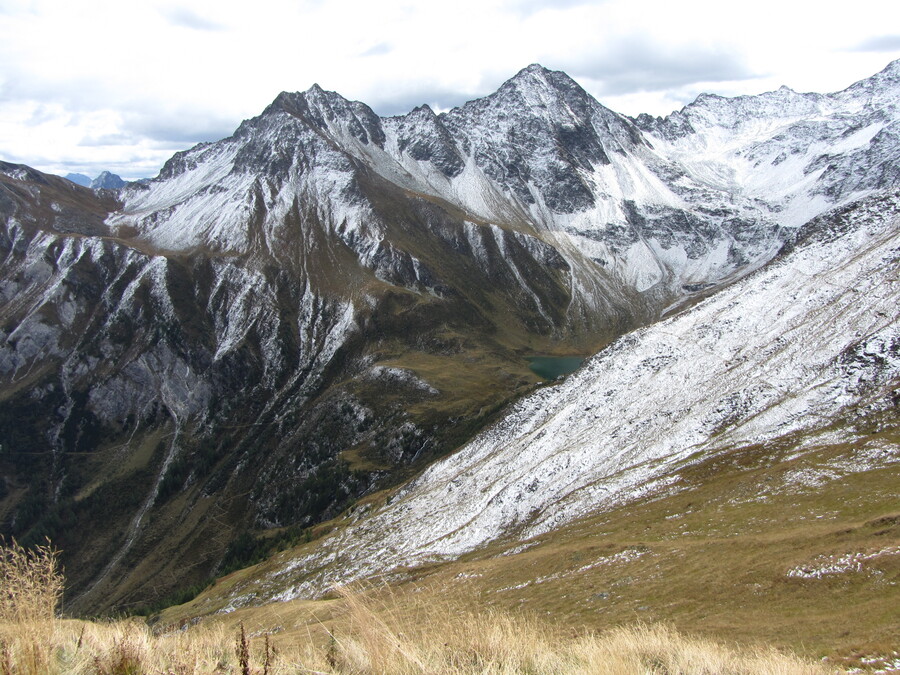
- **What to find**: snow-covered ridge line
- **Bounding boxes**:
[104,60,900,337]
[636,59,900,227]
[252,190,900,604]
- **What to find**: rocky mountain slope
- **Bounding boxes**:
[1,59,898,614]
[636,58,900,227]
[234,189,898,605]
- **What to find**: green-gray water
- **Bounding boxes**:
[527,356,585,380]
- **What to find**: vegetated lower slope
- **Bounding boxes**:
[170,403,898,670]
[1,60,899,615]
[0,541,834,675]
[177,190,898,666]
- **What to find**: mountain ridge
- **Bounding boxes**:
[1,59,899,615]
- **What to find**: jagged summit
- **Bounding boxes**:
[502,62,576,90]
[266,83,341,112]
[265,64,580,120]
[260,64,596,135]
[232,57,900,164]
[450,62,605,124]
[859,56,900,82]
[260,85,384,147]
[840,57,900,106]
[405,103,437,116]
[504,63,583,91]
[633,60,900,224]
[520,62,554,75]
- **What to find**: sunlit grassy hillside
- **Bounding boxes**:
[158,412,900,674]
[0,538,839,674]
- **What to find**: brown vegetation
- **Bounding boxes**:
[0,539,836,674]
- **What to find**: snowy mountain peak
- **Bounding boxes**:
[262,85,385,148]
[506,62,563,89]
[841,58,900,106]
[872,57,900,79]
[631,58,900,227]
[681,85,820,126]
[511,63,579,88]
[405,103,437,118]
[485,62,601,116]
[521,62,552,74]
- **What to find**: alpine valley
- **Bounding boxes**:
[1,57,898,656]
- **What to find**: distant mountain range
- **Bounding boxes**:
[1,59,898,614]
[63,171,132,189]
[63,173,93,187]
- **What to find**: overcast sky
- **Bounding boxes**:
[1,0,899,181]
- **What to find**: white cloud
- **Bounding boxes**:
[850,35,900,52]
[159,6,228,31]
[0,0,898,179]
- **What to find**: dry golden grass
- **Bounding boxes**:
[0,540,837,674]
[0,607,837,675]
[293,584,835,675]
[164,428,899,667]
[0,538,65,674]
[0,538,63,624]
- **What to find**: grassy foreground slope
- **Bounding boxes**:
[159,407,899,673]
[1,541,834,674]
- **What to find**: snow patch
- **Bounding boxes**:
[787,546,900,579]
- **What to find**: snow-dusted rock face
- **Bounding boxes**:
[635,59,900,227]
[257,190,900,604]
[107,61,900,323]
[2,59,900,613]
[0,162,380,609]
[107,65,785,320]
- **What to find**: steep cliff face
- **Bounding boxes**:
[108,64,797,327]
[1,60,899,614]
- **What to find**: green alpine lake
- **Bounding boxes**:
[526,356,586,380]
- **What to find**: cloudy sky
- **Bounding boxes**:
[1,0,899,181]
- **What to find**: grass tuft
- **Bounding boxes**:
[0,537,63,623]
